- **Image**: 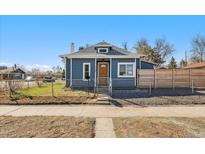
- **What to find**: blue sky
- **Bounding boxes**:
[0,15,205,70]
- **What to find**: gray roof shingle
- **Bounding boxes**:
[60,41,140,59]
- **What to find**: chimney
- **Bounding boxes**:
[70,43,75,53]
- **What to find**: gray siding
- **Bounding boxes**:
[141,61,155,69]
[65,58,70,87]
[112,59,135,89]
[136,58,140,69]
[65,57,155,89]
[71,59,95,88]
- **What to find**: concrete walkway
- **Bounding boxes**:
[95,118,116,138]
[1,105,205,117]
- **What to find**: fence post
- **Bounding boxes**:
[149,81,152,95]
[27,81,30,88]
[51,80,54,97]
[189,68,192,88]
[172,69,175,89]
[191,79,194,94]
[8,80,12,98]
[154,69,156,88]
[94,81,96,97]
[137,69,139,88]
[87,78,90,97]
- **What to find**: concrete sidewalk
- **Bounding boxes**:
[1,105,205,117]
[95,118,116,138]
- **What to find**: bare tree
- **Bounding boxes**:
[31,68,42,87]
[134,38,151,55]
[154,38,175,63]
[190,55,201,64]
[134,37,174,66]
[190,34,205,63]
[122,42,128,50]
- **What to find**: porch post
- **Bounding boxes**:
[95,58,97,87]
[70,58,72,86]
[110,58,112,83]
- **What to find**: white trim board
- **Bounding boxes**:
[97,48,109,53]
[83,63,91,81]
[117,62,135,78]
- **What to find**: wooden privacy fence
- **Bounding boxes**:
[137,68,205,89]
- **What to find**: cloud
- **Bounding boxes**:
[0,62,53,72]
[0,62,13,67]
[24,64,53,72]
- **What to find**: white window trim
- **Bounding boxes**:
[117,62,135,78]
[83,63,91,81]
[97,48,108,53]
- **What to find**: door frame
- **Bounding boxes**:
[97,62,109,86]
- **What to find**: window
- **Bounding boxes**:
[97,48,108,53]
[83,63,91,80]
[118,63,135,77]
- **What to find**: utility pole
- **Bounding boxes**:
[185,50,188,64]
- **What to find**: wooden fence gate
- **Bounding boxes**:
[137,68,205,89]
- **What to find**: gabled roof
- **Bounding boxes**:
[0,67,26,74]
[60,41,140,59]
[184,62,205,69]
[95,41,112,47]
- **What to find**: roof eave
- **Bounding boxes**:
[140,60,157,65]
[94,45,112,47]
[64,55,140,59]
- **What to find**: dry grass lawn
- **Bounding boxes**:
[19,83,94,97]
[113,117,205,138]
[0,116,95,138]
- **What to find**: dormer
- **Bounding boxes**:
[94,42,112,54]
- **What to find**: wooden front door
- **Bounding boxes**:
[98,62,109,86]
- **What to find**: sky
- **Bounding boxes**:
[0,15,205,71]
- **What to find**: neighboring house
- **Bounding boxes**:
[184,62,205,69]
[0,66,7,70]
[60,41,156,89]
[0,66,26,80]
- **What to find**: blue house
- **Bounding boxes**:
[60,41,155,89]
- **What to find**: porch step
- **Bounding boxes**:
[97,87,109,94]
[97,87,109,102]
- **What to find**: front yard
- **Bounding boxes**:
[19,83,92,97]
[0,82,98,105]
[113,117,205,138]
[0,116,95,138]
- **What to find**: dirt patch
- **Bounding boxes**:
[112,95,205,106]
[113,117,205,138]
[111,88,205,106]
[0,96,98,105]
[0,116,95,138]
